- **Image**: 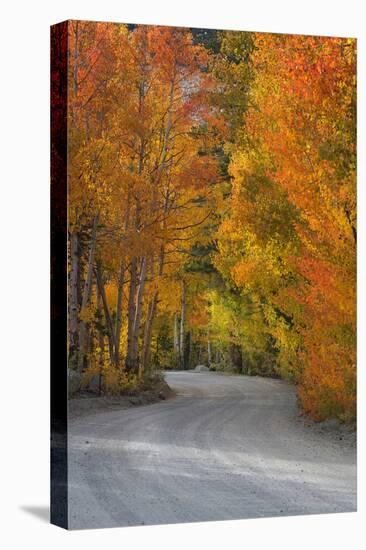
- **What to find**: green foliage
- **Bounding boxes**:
[150,320,175,369]
[211,31,255,142]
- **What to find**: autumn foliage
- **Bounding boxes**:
[66,22,356,422]
[215,33,356,421]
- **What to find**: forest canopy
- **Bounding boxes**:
[65,22,356,422]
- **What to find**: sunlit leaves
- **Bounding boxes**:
[213,32,356,421]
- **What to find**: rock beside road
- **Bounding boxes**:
[194,364,209,372]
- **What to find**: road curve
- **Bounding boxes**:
[68,372,356,529]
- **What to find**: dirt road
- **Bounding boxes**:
[68,371,356,529]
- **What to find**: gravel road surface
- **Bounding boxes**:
[68,371,356,529]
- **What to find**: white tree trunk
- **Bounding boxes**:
[174,313,180,356]
[130,257,148,374]
[180,280,186,369]
[142,295,157,371]
[114,259,125,367]
[69,230,79,366]
[126,258,138,373]
[95,264,116,364]
[78,213,99,371]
